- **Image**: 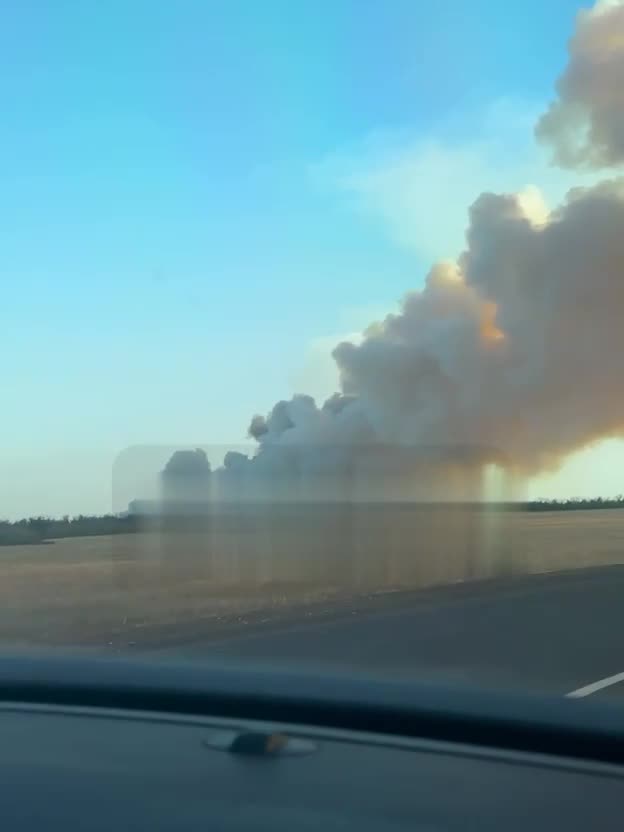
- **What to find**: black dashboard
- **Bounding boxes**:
[1,655,623,830]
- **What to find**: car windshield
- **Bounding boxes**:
[2,0,624,702]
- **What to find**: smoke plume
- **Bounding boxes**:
[165,1,624,501]
[537,1,624,168]
[161,449,212,502]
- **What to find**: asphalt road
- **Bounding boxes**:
[157,565,624,699]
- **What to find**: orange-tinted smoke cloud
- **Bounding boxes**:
[165,2,624,495]
[479,302,505,345]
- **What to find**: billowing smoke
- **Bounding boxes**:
[165,0,624,502]
[537,0,624,168]
[161,449,212,502]
[335,180,624,472]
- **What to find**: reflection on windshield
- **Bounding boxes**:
[3,1,624,700]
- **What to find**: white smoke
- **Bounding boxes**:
[337,180,624,473]
[537,0,624,168]
[165,1,624,501]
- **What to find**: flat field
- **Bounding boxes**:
[0,507,622,649]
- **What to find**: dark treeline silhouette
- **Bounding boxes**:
[1,497,624,546]
[0,514,139,546]
[527,496,624,512]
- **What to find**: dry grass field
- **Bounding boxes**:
[0,507,622,650]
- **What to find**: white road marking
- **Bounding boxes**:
[567,672,624,698]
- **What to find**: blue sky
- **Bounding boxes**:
[3,0,616,518]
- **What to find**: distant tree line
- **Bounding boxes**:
[524,496,624,512]
[0,514,139,546]
[2,497,624,546]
